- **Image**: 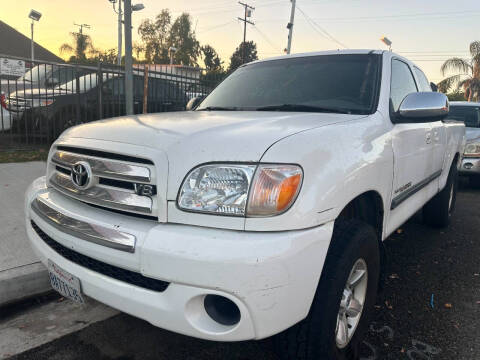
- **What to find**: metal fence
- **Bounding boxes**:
[0,55,224,150]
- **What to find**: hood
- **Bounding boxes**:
[62,110,366,161]
[8,88,67,100]
[466,127,480,142]
[60,110,367,199]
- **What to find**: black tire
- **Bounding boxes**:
[274,219,380,360]
[423,162,458,228]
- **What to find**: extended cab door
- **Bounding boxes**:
[413,66,447,184]
[388,59,436,232]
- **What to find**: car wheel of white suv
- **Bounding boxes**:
[274,219,380,360]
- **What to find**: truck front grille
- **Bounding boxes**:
[49,146,157,218]
[31,221,169,292]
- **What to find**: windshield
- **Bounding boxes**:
[448,106,480,128]
[18,65,52,83]
[197,54,381,114]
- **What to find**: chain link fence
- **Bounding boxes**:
[0,55,223,151]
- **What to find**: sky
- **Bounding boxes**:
[1,0,479,83]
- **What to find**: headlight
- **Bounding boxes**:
[178,164,303,217]
[464,142,480,158]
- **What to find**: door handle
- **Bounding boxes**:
[426,132,432,144]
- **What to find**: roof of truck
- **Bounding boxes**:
[250,49,388,64]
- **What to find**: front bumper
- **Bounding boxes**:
[459,157,480,175]
[25,176,333,341]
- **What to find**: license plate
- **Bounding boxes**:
[48,260,85,304]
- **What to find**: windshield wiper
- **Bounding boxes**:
[197,106,240,111]
[255,104,352,114]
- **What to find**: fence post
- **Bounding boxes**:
[97,62,103,119]
[143,65,149,114]
[75,65,80,125]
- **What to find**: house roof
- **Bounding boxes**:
[0,20,63,63]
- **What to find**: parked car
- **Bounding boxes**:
[5,65,93,121]
[448,101,480,186]
[14,72,188,139]
[25,50,465,360]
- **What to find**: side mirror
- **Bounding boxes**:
[186,96,205,111]
[398,92,449,122]
[430,82,438,92]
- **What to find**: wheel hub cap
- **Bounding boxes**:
[335,258,368,349]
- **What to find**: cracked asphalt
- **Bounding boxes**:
[8,180,480,360]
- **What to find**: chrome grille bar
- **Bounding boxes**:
[31,195,136,253]
[52,150,151,183]
[50,172,152,214]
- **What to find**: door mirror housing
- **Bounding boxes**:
[186,96,205,111]
[397,92,449,122]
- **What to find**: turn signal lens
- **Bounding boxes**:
[247,165,303,216]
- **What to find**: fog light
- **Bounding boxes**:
[464,162,473,170]
[204,295,240,326]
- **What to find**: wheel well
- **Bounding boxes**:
[336,191,387,289]
[337,191,384,240]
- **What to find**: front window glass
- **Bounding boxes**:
[390,60,418,112]
[448,106,480,127]
[197,54,381,115]
[18,65,52,84]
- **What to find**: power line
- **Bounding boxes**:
[252,26,283,53]
[295,5,347,48]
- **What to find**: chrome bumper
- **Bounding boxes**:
[31,194,136,253]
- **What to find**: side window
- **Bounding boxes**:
[104,78,124,96]
[390,59,418,112]
[414,67,432,92]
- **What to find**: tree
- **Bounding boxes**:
[447,91,467,102]
[228,41,258,72]
[59,32,96,63]
[201,45,223,72]
[168,13,200,66]
[137,9,171,63]
[137,10,200,66]
[438,41,480,101]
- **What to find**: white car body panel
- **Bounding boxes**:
[25,50,465,341]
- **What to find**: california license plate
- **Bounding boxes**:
[47,260,85,304]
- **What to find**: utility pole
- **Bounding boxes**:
[117,0,122,65]
[74,23,91,34]
[237,2,254,64]
[124,0,133,115]
[286,0,296,54]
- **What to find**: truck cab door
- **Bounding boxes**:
[413,66,448,188]
[387,59,436,233]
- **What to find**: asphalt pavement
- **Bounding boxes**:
[6,180,480,360]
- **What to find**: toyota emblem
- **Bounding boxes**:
[71,161,92,189]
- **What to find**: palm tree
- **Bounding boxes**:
[438,41,480,101]
[59,32,96,63]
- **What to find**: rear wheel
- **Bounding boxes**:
[423,162,458,228]
[274,219,380,360]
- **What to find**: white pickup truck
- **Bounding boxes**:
[25,50,465,360]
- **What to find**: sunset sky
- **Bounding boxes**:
[2,0,480,82]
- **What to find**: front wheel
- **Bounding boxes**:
[274,219,380,360]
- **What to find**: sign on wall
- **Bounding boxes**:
[0,58,26,77]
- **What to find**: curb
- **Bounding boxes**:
[0,262,51,307]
